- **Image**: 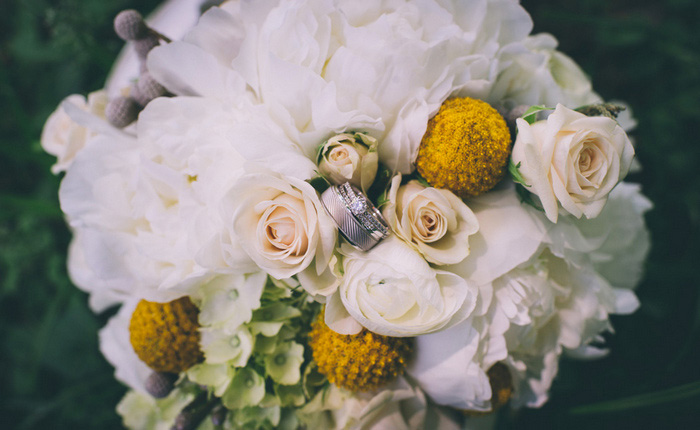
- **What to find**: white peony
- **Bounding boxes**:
[325,238,477,337]
[221,170,337,296]
[149,0,533,172]
[407,317,492,411]
[489,33,600,109]
[41,91,108,173]
[494,249,639,407]
[511,104,636,223]
[445,183,548,287]
[60,97,247,302]
[383,175,479,265]
[99,299,153,394]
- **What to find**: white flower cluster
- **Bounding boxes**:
[42,0,651,429]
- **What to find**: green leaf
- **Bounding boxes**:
[508,160,530,187]
[515,182,545,213]
[307,175,330,194]
[570,381,700,415]
[521,105,553,124]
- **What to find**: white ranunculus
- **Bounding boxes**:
[489,34,600,109]
[325,238,477,337]
[41,91,108,173]
[222,171,337,297]
[511,104,635,223]
[317,132,378,192]
[383,175,479,265]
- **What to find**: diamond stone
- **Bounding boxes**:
[349,197,367,214]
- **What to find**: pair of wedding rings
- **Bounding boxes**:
[321,182,389,251]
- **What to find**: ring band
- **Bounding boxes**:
[321,182,390,251]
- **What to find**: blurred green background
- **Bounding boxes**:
[0,0,698,429]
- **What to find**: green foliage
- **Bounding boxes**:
[0,0,699,429]
[521,104,553,124]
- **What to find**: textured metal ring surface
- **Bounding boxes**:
[320,183,390,251]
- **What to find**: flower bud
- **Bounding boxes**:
[145,371,177,398]
[105,96,140,128]
[317,132,378,193]
[114,10,147,41]
[132,72,167,106]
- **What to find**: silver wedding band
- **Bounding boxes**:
[321,182,389,251]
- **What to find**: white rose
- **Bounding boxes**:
[512,104,635,223]
[224,171,337,296]
[317,132,378,192]
[325,238,477,337]
[383,175,479,265]
[41,91,108,173]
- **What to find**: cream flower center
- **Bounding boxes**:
[575,138,608,190]
[259,196,309,259]
[409,200,447,244]
[327,146,352,166]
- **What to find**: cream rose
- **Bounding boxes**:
[225,171,337,296]
[41,91,108,173]
[317,132,378,193]
[383,175,479,265]
[325,238,477,337]
[511,104,635,223]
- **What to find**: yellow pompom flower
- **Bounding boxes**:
[129,297,203,373]
[416,97,511,198]
[308,311,413,392]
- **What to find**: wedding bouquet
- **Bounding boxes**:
[41,0,651,429]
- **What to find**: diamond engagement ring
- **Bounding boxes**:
[320,182,390,251]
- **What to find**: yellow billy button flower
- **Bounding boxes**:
[129,297,204,373]
[308,311,413,392]
[416,97,511,198]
